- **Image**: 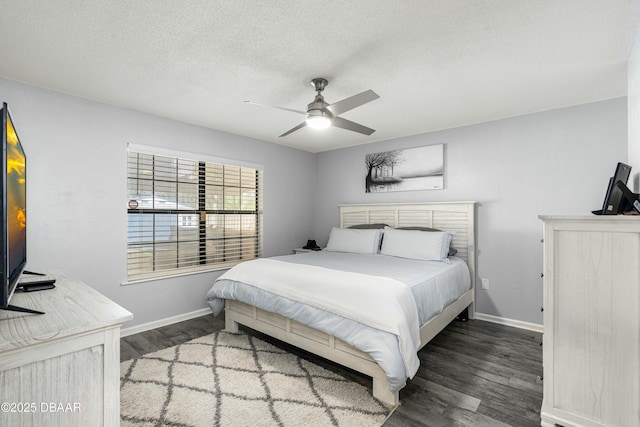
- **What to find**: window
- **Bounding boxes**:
[126,144,263,281]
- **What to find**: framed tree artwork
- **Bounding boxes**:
[365,144,444,193]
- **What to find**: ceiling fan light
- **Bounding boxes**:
[306,115,332,129]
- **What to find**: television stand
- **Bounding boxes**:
[0,274,133,426]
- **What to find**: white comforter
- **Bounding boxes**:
[207,252,471,390]
[217,258,421,376]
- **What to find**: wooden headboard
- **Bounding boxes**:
[339,202,476,288]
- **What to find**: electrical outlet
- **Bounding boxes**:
[481,278,490,290]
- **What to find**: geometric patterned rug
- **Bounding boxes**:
[120,331,391,426]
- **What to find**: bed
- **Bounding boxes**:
[206,202,476,406]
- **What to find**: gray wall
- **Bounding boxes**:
[0,78,316,328]
[1,76,629,328]
[630,30,640,189]
[314,98,628,325]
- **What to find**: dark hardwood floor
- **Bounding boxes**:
[121,315,542,426]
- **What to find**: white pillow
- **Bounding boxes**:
[380,228,453,261]
[325,227,383,254]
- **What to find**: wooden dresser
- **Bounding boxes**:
[539,216,640,427]
[0,274,132,427]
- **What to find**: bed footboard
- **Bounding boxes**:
[224,299,400,406]
[223,288,474,407]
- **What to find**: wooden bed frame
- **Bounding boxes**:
[224,202,476,406]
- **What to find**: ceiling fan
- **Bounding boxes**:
[245,78,379,137]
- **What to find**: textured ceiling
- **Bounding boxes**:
[1,1,639,152]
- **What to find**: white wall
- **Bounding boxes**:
[0,78,316,328]
[314,99,628,325]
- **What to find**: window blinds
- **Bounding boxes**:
[126,145,263,281]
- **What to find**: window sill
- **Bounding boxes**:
[121,264,234,286]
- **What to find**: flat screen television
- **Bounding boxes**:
[594,162,632,215]
[0,103,42,314]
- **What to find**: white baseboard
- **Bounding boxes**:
[121,307,212,338]
[120,308,544,338]
[474,312,544,333]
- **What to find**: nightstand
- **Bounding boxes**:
[293,248,321,254]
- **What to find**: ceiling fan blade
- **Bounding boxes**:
[326,90,379,116]
[279,122,307,137]
[244,100,305,115]
[332,116,376,136]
